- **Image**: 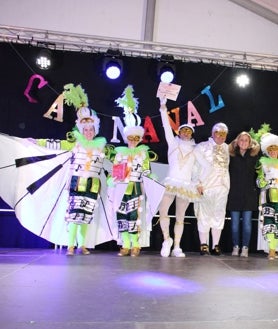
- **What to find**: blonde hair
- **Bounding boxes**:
[229,131,260,157]
[236,131,252,145]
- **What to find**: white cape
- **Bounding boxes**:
[0,133,116,248]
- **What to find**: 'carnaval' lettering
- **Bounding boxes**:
[201,85,225,113]
[142,116,160,143]
[43,94,64,122]
[24,74,48,103]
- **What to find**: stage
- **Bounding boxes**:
[0,248,277,329]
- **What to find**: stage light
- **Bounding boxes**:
[157,55,176,83]
[36,48,53,70]
[160,67,175,83]
[235,73,250,88]
[105,61,122,79]
[103,49,123,80]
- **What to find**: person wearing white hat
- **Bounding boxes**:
[256,131,278,260]
[37,84,107,256]
[107,85,162,257]
[157,97,201,258]
[194,122,230,256]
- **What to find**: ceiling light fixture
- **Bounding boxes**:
[157,55,176,83]
[103,49,123,80]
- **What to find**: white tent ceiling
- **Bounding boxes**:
[230,0,278,25]
[0,0,277,71]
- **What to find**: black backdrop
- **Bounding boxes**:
[0,42,277,251]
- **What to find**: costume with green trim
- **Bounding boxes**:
[107,145,164,250]
[38,130,107,227]
[37,83,112,249]
[257,156,278,238]
[111,145,150,241]
[253,125,278,254]
[107,85,165,251]
[0,84,115,249]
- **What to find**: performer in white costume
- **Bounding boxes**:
[158,97,201,257]
[107,85,165,257]
[256,128,278,260]
[0,84,115,253]
[194,122,230,256]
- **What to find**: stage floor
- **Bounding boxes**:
[0,248,278,329]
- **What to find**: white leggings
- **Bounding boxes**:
[159,193,190,248]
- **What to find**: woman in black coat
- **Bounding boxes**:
[227,131,260,257]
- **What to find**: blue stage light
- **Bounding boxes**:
[159,67,175,83]
[157,55,176,83]
[103,49,123,80]
[105,61,122,79]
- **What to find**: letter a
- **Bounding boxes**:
[187,101,204,126]
[142,116,160,143]
[43,94,64,122]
